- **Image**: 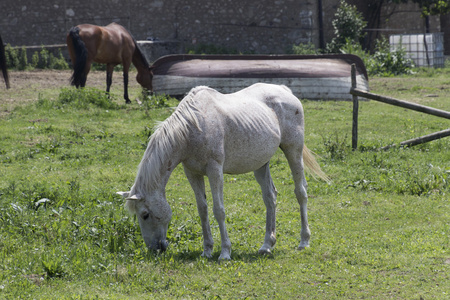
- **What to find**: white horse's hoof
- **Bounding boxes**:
[297,245,310,251]
[259,241,275,255]
[218,253,231,261]
[258,248,273,255]
[201,251,212,258]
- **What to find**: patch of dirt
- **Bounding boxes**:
[0,69,140,107]
[7,70,76,91]
[3,69,119,90]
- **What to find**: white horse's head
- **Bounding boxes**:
[117,190,172,252]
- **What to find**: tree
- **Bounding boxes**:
[393,0,450,17]
[326,0,367,53]
[356,0,386,51]
[393,0,450,64]
[353,0,449,50]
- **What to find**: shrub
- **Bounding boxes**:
[58,87,119,110]
[18,47,28,70]
[339,38,370,60]
[186,43,254,55]
[5,45,69,70]
[323,0,413,76]
[38,48,50,69]
[50,49,69,70]
[31,51,40,68]
[5,44,20,69]
[365,37,414,76]
[336,37,414,77]
[291,42,320,55]
[326,0,367,53]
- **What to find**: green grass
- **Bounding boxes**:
[0,71,449,299]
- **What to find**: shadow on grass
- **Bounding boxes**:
[146,248,291,263]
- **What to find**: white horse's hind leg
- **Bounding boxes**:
[282,146,311,250]
[254,163,277,254]
[184,167,214,258]
[295,176,310,250]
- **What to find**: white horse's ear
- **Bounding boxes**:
[116,191,130,198]
[126,194,142,201]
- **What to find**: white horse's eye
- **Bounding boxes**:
[142,213,150,220]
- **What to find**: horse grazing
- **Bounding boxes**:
[118,83,329,260]
[66,23,153,104]
[0,34,10,89]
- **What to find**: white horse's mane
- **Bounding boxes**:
[129,86,207,201]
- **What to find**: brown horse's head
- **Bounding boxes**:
[137,66,154,93]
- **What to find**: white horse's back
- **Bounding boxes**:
[182,83,305,174]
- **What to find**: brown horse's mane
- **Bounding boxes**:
[130,36,150,69]
[115,23,150,69]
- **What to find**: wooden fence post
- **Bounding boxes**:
[350,88,450,120]
[351,64,358,150]
[349,79,450,149]
[381,128,450,150]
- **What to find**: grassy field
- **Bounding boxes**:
[0,69,449,299]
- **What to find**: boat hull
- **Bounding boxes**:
[151,54,369,100]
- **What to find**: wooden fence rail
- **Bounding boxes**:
[350,64,450,150]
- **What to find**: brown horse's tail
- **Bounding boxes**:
[0,34,10,89]
[303,145,331,183]
[67,27,87,87]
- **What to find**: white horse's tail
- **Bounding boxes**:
[303,145,331,183]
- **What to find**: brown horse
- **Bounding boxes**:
[0,34,10,89]
[66,23,153,104]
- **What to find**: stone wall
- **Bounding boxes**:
[1,0,448,59]
[0,0,318,58]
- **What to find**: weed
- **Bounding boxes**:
[41,254,65,278]
[322,132,348,160]
[395,165,448,195]
[58,87,119,109]
[140,90,170,109]
[137,126,153,148]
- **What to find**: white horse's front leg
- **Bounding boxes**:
[254,163,277,254]
[207,165,231,260]
[184,167,214,258]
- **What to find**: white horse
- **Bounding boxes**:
[118,83,329,260]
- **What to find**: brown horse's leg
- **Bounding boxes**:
[81,63,91,88]
[123,71,131,104]
[106,64,114,97]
